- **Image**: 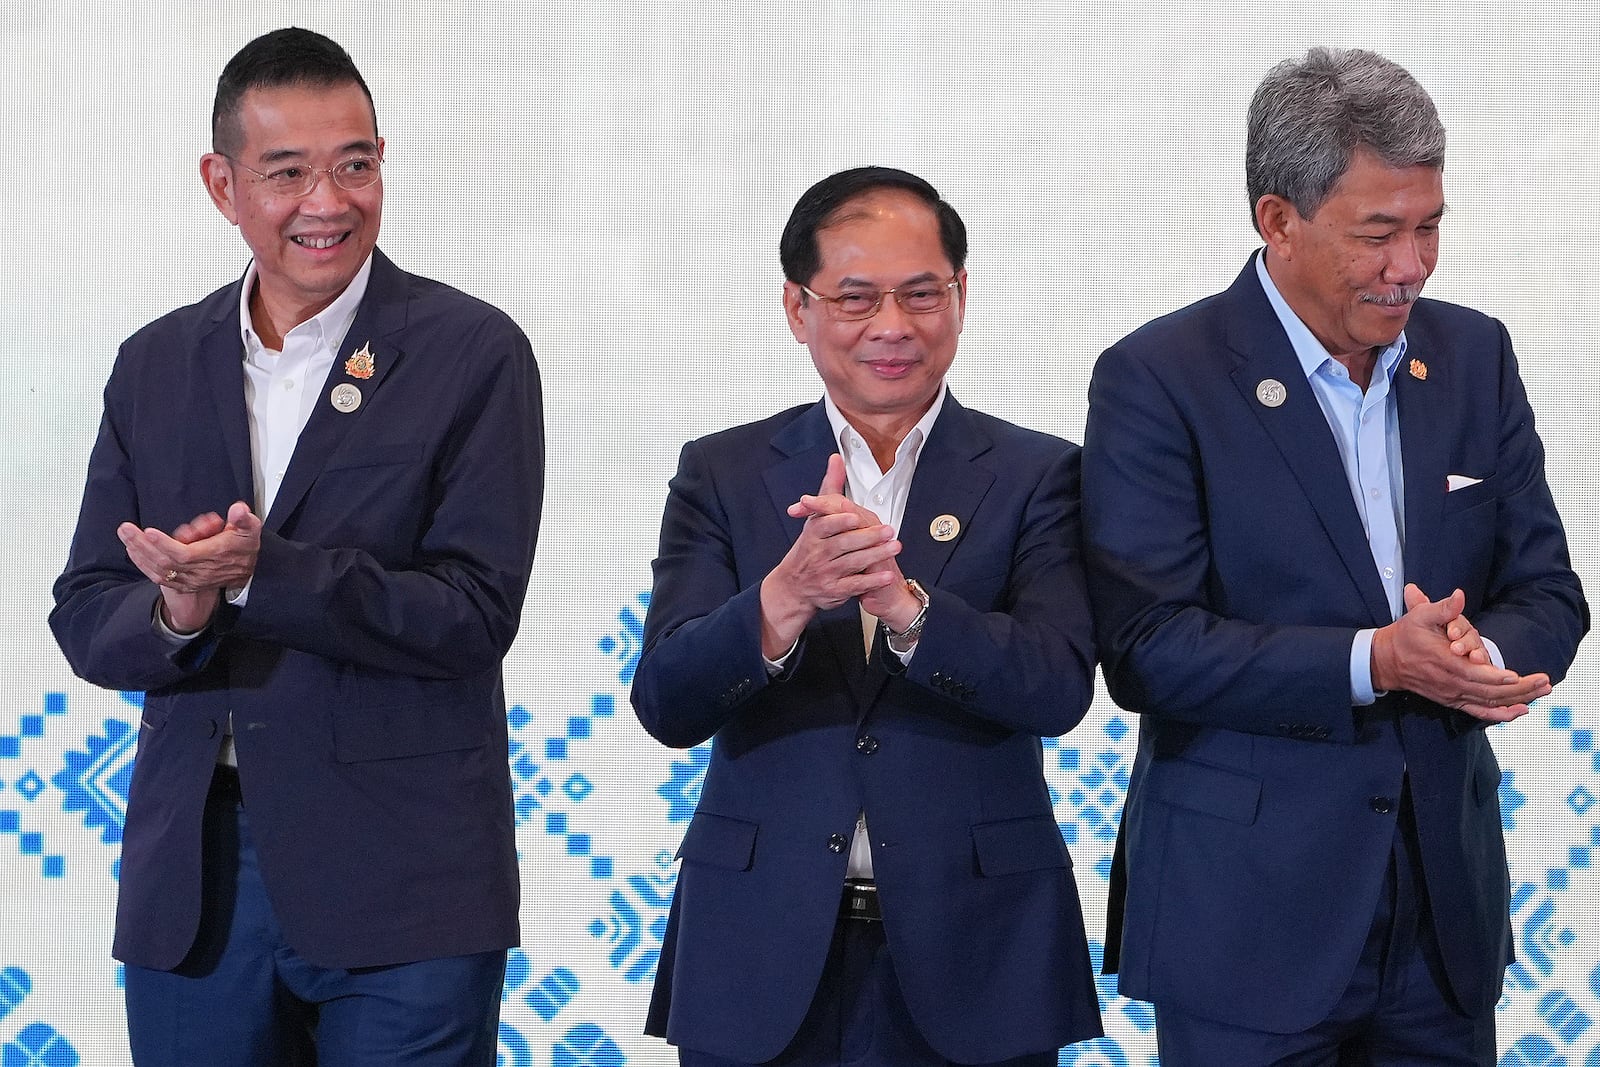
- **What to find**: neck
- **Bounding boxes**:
[839,404,932,475]
[248,282,334,351]
[1335,349,1379,392]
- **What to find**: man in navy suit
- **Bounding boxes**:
[50,29,542,1066]
[1083,48,1587,1065]
[631,167,1102,1065]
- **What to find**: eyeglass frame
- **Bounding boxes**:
[223,153,384,197]
[798,277,963,322]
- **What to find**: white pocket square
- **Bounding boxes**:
[1446,474,1484,492]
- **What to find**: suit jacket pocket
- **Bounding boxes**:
[1473,744,1503,807]
[332,701,489,763]
[1148,758,1263,825]
[322,440,426,472]
[1441,472,1495,514]
[971,814,1070,877]
[676,811,757,872]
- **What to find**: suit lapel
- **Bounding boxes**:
[763,403,875,696]
[1394,322,1448,596]
[1224,258,1393,626]
[265,250,410,533]
[858,394,997,713]
[195,282,256,510]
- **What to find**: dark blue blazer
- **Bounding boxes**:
[50,249,543,971]
[631,394,1103,1063]
[1082,255,1587,1033]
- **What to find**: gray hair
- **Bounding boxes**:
[1246,47,1445,232]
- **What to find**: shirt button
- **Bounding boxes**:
[827,833,848,853]
[1369,488,1380,499]
[1382,567,1395,580]
[282,379,294,390]
[1370,796,1395,815]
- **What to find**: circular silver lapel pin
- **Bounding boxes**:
[929,514,961,542]
[1256,378,1287,408]
[330,383,363,413]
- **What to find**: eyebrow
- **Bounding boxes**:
[834,271,943,289]
[256,139,379,164]
[1359,203,1449,227]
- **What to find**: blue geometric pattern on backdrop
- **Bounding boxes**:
[6,596,1594,1064]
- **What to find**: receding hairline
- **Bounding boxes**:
[213,75,377,154]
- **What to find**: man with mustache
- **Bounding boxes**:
[51,28,542,1065]
[1082,48,1587,1064]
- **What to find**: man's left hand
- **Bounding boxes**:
[789,477,921,632]
[118,500,263,595]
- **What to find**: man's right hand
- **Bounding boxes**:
[1371,583,1551,722]
[758,454,902,659]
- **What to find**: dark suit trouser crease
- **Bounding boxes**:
[1154,785,1497,1067]
[677,910,1058,1067]
[123,768,507,1067]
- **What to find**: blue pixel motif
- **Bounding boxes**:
[53,717,136,846]
[596,593,650,685]
[657,745,709,823]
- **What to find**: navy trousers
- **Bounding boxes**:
[124,767,507,1066]
[677,908,1059,1067]
[1154,789,1498,1067]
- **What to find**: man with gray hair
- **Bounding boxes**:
[1083,47,1586,1064]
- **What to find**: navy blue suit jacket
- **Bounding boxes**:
[1082,255,1587,1033]
[51,249,543,971]
[630,394,1103,1062]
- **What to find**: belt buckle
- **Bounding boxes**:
[842,879,881,922]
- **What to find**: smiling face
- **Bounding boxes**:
[200,80,382,337]
[783,189,965,438]
[1258,147,1444,363]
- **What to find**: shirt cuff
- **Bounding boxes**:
[1481,636,1505,670]
[1351,628,1378,706]
[764,640,799,677]
[226,579,251,607]
[152,599,202,645]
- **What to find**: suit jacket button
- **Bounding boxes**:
[1277,722,1293,734]
[856,735,879,754]
[1370,796,1395,815]
[205,719,218,738]
[827,833,848,853]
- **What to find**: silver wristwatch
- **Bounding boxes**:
[884,579,930,654]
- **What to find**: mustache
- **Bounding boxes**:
[1361,285,1422,307]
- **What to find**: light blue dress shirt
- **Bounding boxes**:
[1255,253,1405,705]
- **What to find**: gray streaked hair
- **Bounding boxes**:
[1246,47,1445,232]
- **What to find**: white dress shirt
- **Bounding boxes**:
[157,255,374,765]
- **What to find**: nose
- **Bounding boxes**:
[1383,235,1427,286]
[865,292,914,339]
[298,170,351,214]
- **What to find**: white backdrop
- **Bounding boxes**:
[2,3,1597,1064]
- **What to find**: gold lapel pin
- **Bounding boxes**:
[1409,358,1427,381]
[344,341,376,380]
[929,514,961,542]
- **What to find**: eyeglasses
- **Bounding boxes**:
[799,278,961,321]
[226,155,382,198]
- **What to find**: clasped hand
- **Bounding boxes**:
[1371,583,1551,723]
[757,455,920,658]
[117,501,263,633]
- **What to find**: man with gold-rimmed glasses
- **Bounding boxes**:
[52,27,542,1065]
[632,166,1102,1065]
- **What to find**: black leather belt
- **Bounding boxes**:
[841,879,881,922]
[211,763,242,804]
